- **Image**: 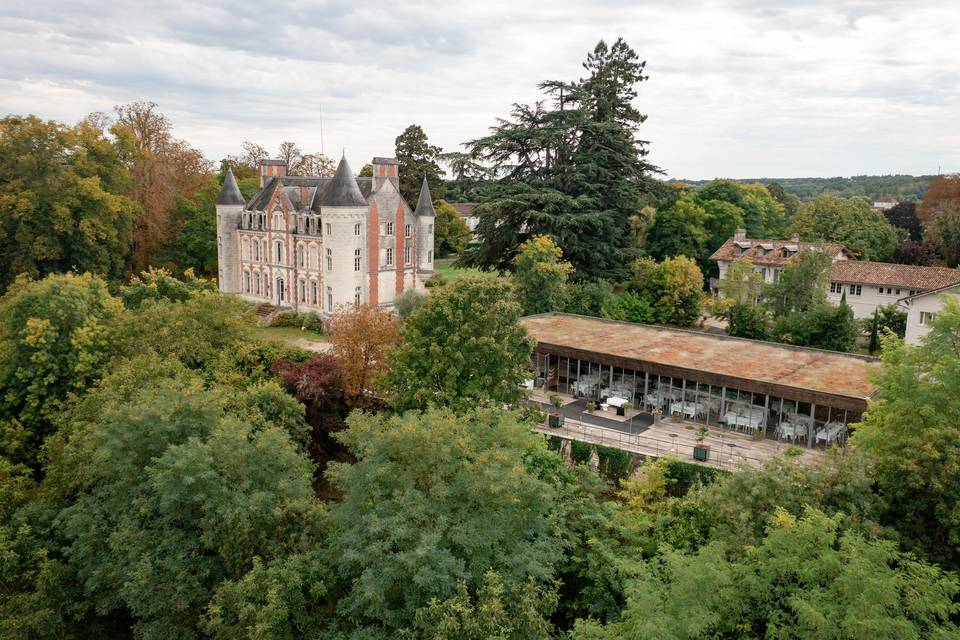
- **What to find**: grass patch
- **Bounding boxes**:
[432,257,501,283]
[252,325,328,349]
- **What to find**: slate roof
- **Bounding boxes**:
[243,155,401,213]
[216,166,245,205]
[315,155,367,208]
[522,313,878,411]
[414,177,436,217]
[709,237,850,266]
[830,261,960,291]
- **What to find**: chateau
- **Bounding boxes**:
[215,155,434,313]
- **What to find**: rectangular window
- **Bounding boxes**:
[355,222,362,236]
[404,245,411,265]
[253,242,259,261]
[895,288,901,296]
[311,282,317,305]
[355,286,361,306]
[921,311,937,325]
[386,222,394,236]
[325,223,332,236]
[299,280,306,303]
[849,284,862,296]
[354,249,362,272]
[428,223,434,234]
[327,287,333,313]
[326,248,332,271]
[385,248,394,266]
[244,272,250,293]
[427,249,433,263]
[404,224,412,238]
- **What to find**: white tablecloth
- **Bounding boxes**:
[670,401,700,419]
[816,422,846,443]
[607,396,629,408]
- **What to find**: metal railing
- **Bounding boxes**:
[535,416,780,471]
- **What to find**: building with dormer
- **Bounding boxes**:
[215,155,435,313]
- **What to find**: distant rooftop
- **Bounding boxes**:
[522,313,878,412]
[831,260,960,291]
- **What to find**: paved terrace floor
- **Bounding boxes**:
[531,392,825,471]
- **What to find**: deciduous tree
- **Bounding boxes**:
[327,406,561,635]
[434,199,472,257]
[0,273,121,466]
[380,277,533,411]
[791,194,901,261]
[0,115,138,292]
[512,235,573,315]
[327,304,400,401]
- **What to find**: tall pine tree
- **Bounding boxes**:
[462,39,660,281]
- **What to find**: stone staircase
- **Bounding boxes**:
[254,303,282,326]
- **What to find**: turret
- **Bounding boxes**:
[216,165,245,294]
[314,155,369,313]
[414,176,435,275]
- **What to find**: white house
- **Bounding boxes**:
[711,228,960,321]
[899,283,960,344]
[709,228,850,290]
[826,261,960,319]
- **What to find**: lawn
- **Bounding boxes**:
[252,324,329,353]
[432,257,500,282]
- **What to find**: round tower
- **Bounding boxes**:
[314,155,368,313]
[414,176,436,285]
[215,165,245,294]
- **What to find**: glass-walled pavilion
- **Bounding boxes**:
[523,314,878,450]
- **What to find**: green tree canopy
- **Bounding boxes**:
[512,235,573,315]
[462,38,659,281]
[44,370,324,639]
[327,406,561,635]
[395,124,445,205]
[791,194,902,261]
[0,115,138,293]
[0,273,121,466]
[380,277,533,412]
[576,508,960,640]
[857,297,960,569]
[433,199,472,257]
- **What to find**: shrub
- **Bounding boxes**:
[270,311,323,333]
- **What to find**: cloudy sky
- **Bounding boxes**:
[1,0,958,179]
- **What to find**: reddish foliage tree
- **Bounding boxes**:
[892,239,941,266]
[328,304,401,402]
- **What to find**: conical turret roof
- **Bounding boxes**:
[414,176,436,217]
[316,155,367,208]
[216,165,245,205]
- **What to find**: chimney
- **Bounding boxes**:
[371,157,399,192]
[734,227,746,242]
[259,159,287,188]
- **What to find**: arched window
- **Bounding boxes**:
[252,241,259,261]
[297,245,305,267]
[244,271,250,293]
[261,240,267,263]
[311,281,318,305]
[310,245,318,270]
[275,241,283,264]
[254,273,261,295]
[299,279,306,303]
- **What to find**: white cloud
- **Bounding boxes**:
[0,0,957,178]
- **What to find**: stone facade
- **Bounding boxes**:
[215,155,434,314]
